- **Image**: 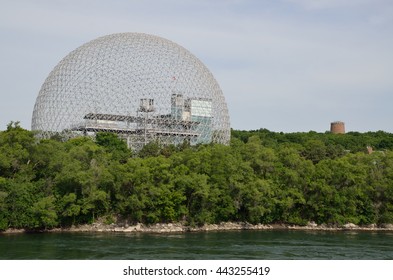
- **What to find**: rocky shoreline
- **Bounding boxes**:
[3,221,393,234]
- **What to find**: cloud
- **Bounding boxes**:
[284,0,385,10]
[1,0,393,132]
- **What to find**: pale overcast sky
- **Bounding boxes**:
[1,0,393,132]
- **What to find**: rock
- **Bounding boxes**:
[4,228,25,234]
[307,221,318,228]
[343,223,359,229]
[365,224,377,229]
[381,224,393,229]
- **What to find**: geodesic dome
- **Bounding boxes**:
[31,33,230,150]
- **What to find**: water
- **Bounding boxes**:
[1,230,393,259]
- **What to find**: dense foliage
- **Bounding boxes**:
[1,122,393,230]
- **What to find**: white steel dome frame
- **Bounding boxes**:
[32,33,230,150]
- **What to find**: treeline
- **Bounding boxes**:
[1,122,393,230]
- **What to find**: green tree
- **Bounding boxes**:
[95,132,131,162]
[31,196,58,229]
[59,193,81,225]
[302,139,327,164]
[80,189,109,223]
[0,121,35,178]
[138,141,161,158]
[0,177,9,230]
[4,181,36,228]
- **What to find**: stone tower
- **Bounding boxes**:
[330,121,345,134]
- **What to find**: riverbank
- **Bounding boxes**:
[3,221,393,234]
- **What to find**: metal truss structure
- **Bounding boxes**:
[31,33,230,150]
